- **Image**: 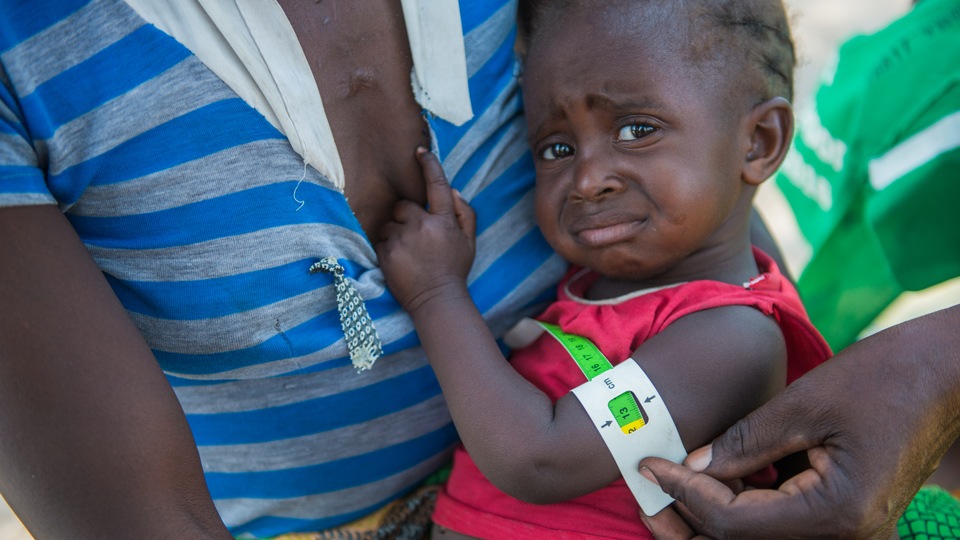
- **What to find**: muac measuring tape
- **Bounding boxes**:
[533,320,688,516]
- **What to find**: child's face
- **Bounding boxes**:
[524,7,752,282]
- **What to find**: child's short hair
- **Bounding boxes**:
[521,0,796,103]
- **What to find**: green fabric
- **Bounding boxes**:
[898,486,960,540]
[421,462,452,487]
[775,0,960,350]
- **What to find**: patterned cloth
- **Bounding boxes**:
[310,258,383,372]
[271,486,439,540]
[898,486,960,540]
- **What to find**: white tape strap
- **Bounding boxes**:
[572,359,687,516]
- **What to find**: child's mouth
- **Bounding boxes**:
[574,218,646,247]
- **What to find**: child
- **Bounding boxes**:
[376,1,832,538]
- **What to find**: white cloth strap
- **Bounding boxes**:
[401,1,473,126]
[123,0,473,191]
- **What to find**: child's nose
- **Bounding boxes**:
[570,152,625,202]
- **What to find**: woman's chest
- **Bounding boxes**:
[277,0,431,243]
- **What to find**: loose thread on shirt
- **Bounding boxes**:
[292,159,307,211]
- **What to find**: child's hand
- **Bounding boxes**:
[376,147,477,314]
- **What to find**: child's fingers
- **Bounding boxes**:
[452,190,476,239]
[377,220,402,245]
[416,147,455,216]
[392,199,425,224]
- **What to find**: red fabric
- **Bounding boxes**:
[433,248,832,539]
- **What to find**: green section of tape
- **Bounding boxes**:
[609,391,646,433]
[537,321,648,435]
[539,322,613,381]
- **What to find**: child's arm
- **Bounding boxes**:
[376,149,788,504]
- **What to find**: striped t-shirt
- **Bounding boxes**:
[0,0,565,536]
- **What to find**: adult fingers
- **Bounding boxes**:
[690,384,828,481]
[664,477,745,536]
[416,147,456,216]
[639,504,703,540]
[640,458,737,531]
[451,190,476,239]
[643,455,843,539]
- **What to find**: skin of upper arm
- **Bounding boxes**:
[0,205,231,539]
[632,305,788,450]
[492,304,787,503]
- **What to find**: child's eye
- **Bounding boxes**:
[617,124,656,141]
[541,143,574,160]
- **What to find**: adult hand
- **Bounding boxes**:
[640,305,960,539]
[376,147,477,313]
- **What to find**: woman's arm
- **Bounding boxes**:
[0,205,232,539]
[377,150,788,504]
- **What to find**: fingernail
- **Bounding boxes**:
[416,146,428,154]
[686,445,713,472]
[639,466,659,486]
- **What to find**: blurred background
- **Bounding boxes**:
[4,1,955,538]
[756,0,960,339]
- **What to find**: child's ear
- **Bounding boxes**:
[742,97,793,186]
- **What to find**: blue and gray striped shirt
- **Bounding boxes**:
[0,0,565,536]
